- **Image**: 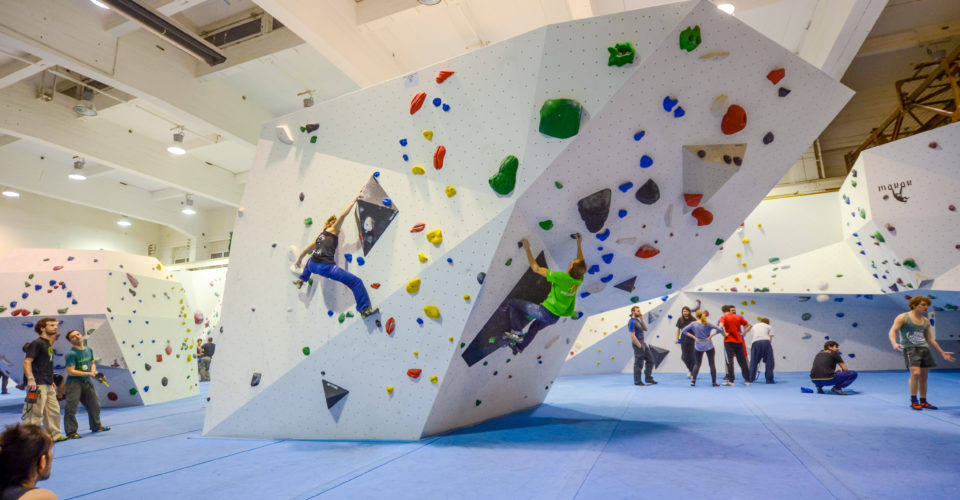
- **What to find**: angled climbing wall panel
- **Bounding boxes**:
[205,0,852,440]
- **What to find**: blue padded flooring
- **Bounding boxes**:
[1,370,957,499]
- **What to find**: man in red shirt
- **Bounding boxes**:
[718,305,752,386]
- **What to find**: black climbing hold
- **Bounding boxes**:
[144,363,151,371]
[322,379,349,409]
[733,157,742,166]
[250,372,262,387]
[577,189,611,233]
[697,150,706,158]
[299,192,305,202]
[778,87,791,97]
[763,132,774,145]
[723,155,731,164]
[517,241,524,248]
[635,179,660,205]
[161,377,168,387]
[614,277,637,292]
[477,272,486,285]
[271,243,277,248]
[304,123,319,133]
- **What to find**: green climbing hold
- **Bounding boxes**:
[505,258,512,266]
[489,155,519,195]
[460,342,466,348]
[539,99,582,139]
[679,25,702,52]
[57,308,68,314]
[859,208,866,219]
[836,274,843,278]
[303,346,310,355]
[665,283,672,289]
[28,273,34,279]
[607,42,635,67]
[0,306,6,314]
[769,257,780,263]
[630,296,640,303]
[555,182,563,189]
[129,388,138,395]
[345,311,354,318]
[304,217,313,226]
[874,231,885,243]
[903,259,917,268]
[851,180,857,187]
[539,220,554,230]
[483,361,488,366]
[801,313,812,321]
[475,400,482,406]
[489,336,496,344]
[505,358,511,363]
[310,136,318,144]
[338,312,346,323]
[24,281,29,288]
[299,126,306,132]
[715,238,724,246]
[31,309,39,315]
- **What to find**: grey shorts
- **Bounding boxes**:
[903,346,936,369]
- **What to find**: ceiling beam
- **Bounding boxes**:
[105,0,210,37]
[857,17,960,58]
[0,54,48,89]
[0,81,243,207]
[195,26,305,80]
[797,0,889,80]
[0,145,203,237]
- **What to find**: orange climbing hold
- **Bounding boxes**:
[407,368,422,379]
[410,92,426,114]
[721,105,747,135]
[692,207,714,226]
[767,68,785,84]
[684,193,703,207]
[386,317,396,335]
[410,223,426,233]
[433,145,446,170]
[436,69,455,83]
[635,244,660,259]
[370,283,381,289]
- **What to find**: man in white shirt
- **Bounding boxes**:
[748,318,775,384]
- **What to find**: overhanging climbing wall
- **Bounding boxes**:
[205,0,852,440]
[0,249,200,406]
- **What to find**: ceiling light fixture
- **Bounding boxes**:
[68,157,87,181]
[90,0,111,9]
[1,187,20,198]
[73,88,98,117]
[117,216,132,227]
[167,128,186,155]
[181,194,197,215]
[717,3,735,15]
[418,0,442,5]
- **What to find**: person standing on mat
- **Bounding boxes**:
[719,305,752,386]
[810,341,857,395]
[63,330,108,439]
[22,318,65,443]
[748,318,775,384]
[675,306,696,379]
[294,192,378,319]
[681,311,724,387]
[503,234,585,355]
[887,296,955,410]
[199,337,215,382]
[629,306,657,386]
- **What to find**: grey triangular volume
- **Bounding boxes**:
[357,175,392,208]
[322,379,349,409]
[613,276,636,292]
[354,175,398,255]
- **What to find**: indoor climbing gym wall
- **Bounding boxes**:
[170,267,227,342]
[0,249,200,406]
[205,0,852,440]
[632,122,960,374]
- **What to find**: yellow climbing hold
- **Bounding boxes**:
[386,386,394,394]
[448,336,454,342]
[413,351,419,356]
[742,238,750,244]
[430,375,438,383]
[736,252,742,258]
[423,130,433,140]
[445,186,457,197]
[742,263,747,268]
[757,223,762,228]
[463,294,470,301]
[424,305,440,318]
[406,278,421,294]
[734,277,740,282]
[412,165,426,175]
[418,252,428,263]
[187,355,192,362]
[746,274,752,279]
[741,301,748,306]
[426,229,443,245]
[750,300,756,304]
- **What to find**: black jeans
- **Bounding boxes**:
[64,379,102,434]
[749,340,775,383]
[507,299,560,352]
[680,339,696,373]
[692,349,717,384]
[724,342,751,382]
[632,344,655,383]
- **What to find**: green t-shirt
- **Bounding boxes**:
[898,314,929,348]
[542,270,583,318]
[65,347,94,383]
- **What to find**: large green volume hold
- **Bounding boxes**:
[539,99,582,139]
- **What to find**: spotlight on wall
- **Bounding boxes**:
[68,157,87,181]
[1,187,20,198]
[167,128,186,155]
[73,88,98,117]
[90,0,111,9]
[298,90,315,108]
[181,194,197,215]
[716,3,735,15]
[117,216,132,227]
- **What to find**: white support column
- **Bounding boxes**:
[797,0,888,79]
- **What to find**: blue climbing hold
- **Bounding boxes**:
[661,295,669,301]
[601,253,614,264]
[600,274,613,283]
[402,154,409,161]
[640,155,653,168]
[674,106,685,118]
[835,312,844,318]
[442,103,451,112]
[446,257,453,263]
[48,280,56,286]
[66,291,72,298]
[801,387,814,394]
[588,264,600,275]
[399,138,408,146]
[416,318,424,325]
[328,310,334,317]
[580,292,591,298]
[618,209,627,218]
[851,322,858,328]
[848,353,856,358]
[345,253,353,263]
[575,312,584,319]
[34,285,41,291]
[596,228,610,241]
[662,96,678,112]
[618,182,633,192]
[834,297,843,302]
[382,198,392,206]
[432,97,442,107]
[21,292,28,299]
[357,257,365,266]
[633,131,645,141]
[374,171,380,177]
[71,299,77,305]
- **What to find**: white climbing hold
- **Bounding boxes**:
[276,125,295,145]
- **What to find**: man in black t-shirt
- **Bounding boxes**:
[199,338,216,381]
[810,341,857,395]
[22,318,66,441]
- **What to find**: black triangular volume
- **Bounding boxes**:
[322,379,349,409]
[614,276,636,292]
[355,201,398,255]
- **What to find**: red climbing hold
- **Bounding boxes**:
[410,223,426,233]
[434,145,446,170]
[721,105,747,135]
[386,317,396,335]
[692,207,714,226]
[410,92,426,114]
[929,142,938,149]
[635,244,660,259]
[126,273,139,288]
[407,368,422,379]
[165,345,173,355]
[52,266,63,271]
[370,283,381,289]
[767,68,785,84]
[436,69,455,83]
[684,193,703,207]
[107,392,118,401]
[156,354,163,362]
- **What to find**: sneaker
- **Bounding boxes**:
[816,387,826,394]
[509,343,519,356]
[744,381,751,386]
[910,402,923,411]
[67,433,82,439]
[712,383,720,387]
[502,331,523,342]
[830,386,847,396]
[722,381,734,386]
[690,381,696,387]
[359,307,379,319]
[645,380,658,385]
[54,435,69,443]
[920,402,938,410]
[634,382,647,386]
[292,279,303,290]
[91,426,110,433]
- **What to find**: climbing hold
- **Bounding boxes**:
[742,238,750,244]
[426,229,443,245]
[302,123,319,134]
[928,141,938,149]
[711,94,728,116]
[596,228,610,241]
[618,209,627,218]
[399,138,408,146]
[539,98,582,139]
[801,313,812,321]
[778,87,791,97]
[539,220,553,230]
[635,179,660,205]
[424,305,440,319]
[662,96,678,112]
[433,145,446,169]
[577,189,611,232]
[699,50,730,60]
[721,105,747,135]
[679,25,702,51]
[635,244,659,259]
[684,193,702,207]
[874,231,885,243]
[410,92,426,114]
[418,252,428,263]
[607,41,635,67]
[386,386,394,394]
[692,207,713,226]
[412,165,426,175]
[674,107,685,118]
[430,375,438,383]
[276,125,294,144]
[633,131,645,141]
[436,69,455,83]
[423,130,434,140]
[555,181,563,189]
[639,155,654,168]
[601,253,614,264]
[903,259,917,269]
[304,217,313,226]
[345,253,353,263]
[442,103,450,112]
[766,68,785,84]
[406,278,421,294]
[385,317,396,335]
[411,223,426,233]
[477,272,486,284]
[310,136,317,144]
[614,277,636,292]
[763,131,775,144]
[444,186,456,197]
[489,155,519,195]
[618,182,633,193]
[432,97,441,107]
[338,312,346,324]
[406,368,422,379]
